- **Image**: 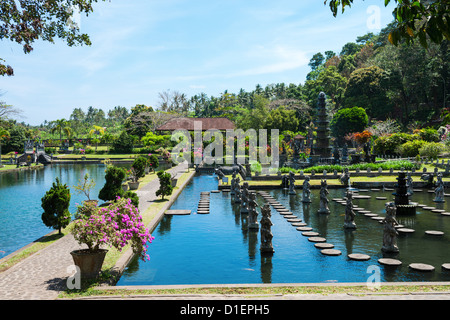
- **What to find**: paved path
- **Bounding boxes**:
[0,162,188,300]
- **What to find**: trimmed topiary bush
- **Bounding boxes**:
[41,177,71,234]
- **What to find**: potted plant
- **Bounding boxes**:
[128,167,140,190]
[128,156,147,190]
[147,154,159,172]
[73,173,97,206]
[41,177,71,234]
[71,197,154,280]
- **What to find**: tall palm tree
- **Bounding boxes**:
[89,125,105,151]
[50,119,72,148]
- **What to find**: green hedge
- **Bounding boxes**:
[279,160,421,174]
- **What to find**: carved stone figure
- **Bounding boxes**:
[240,182,249,213]
[288,171,296,195]
[234,177,241,204]
[230,170,237,195]
[302,176,312,203]
[317,179,330,214]
[248,192,259,229]
[343,190,356,229]
[407,172,413,195]
[382,202,399,253]
[434,172,445,203]
[339,167,350,186]
[260,204,274,253]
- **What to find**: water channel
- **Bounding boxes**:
[117,174,450,285]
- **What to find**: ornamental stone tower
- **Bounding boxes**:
[313,92,332,159]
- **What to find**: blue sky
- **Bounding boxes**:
[1,0,396,125]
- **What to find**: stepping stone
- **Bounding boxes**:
[397,228,415,233]
[358,189,369,192]
[211,190,220,193]
[441,212,450,216]
[376,197,387,200]
[283,215,297,219]
[277,208,290,212]
[423,207,435,210]
[353,208,365,212]
[221,189,230,192]
[409,263,435,272]
[364,213,378,217]
[197,211,210,214]
[371,216,384,221]
[292,222,307,227]
[165,210,191,215]
[302,231,319,237]
[321,249,341,256]
[287,218,302,223]
[378,258,402,267]
[425,230,444,236]
[279,211,293,215]
[308,237,326,243]
[296,226,313,232]
[442,264,450,271]
[332,198,343,201]
[314,243,334,249]
[370,188,380,191]
[413,189,423,192]
[432,209,446,213]
[348,253,371,261]
[354,195,371,199]
[394,224,405,229]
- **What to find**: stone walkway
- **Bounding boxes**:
[0,162,188,300]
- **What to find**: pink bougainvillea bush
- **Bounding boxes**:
[72,197,154,261]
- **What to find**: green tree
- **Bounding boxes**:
[111,131,134,154]
[1,0,108,76]
[50,119,72,146]
[324,0,450,48]
[41,177,71,234]
[265,106,300,133]
[330,106,368,142]
[98,166,126,202]
[344,66,392,119]
[156,170,173,200]
[0,127,10,166]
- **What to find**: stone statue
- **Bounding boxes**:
[434,172,445,203]
[230,171,236,195]
[343,190,356,229]
[382,202,399,253]
[288,171,296,195]
[281,174,289,189]
[317,179,330,214]
[407,172,413,195]
[234,177,241,204]
[248,192,259,229]
[339,167,350,186]
[302,176,312,203]
[241,182,249,213]
[215,167,225,179]
[260,204,274,253]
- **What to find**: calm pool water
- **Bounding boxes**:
[0,163,127,257]
[117,174,450,285]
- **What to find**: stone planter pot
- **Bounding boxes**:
[128,181,140,190]
[171,178,178,187]
[70,249,108,279]
[145,166,150,174]
[122,183,129,191]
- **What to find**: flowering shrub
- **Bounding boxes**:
[72,197,154,261]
